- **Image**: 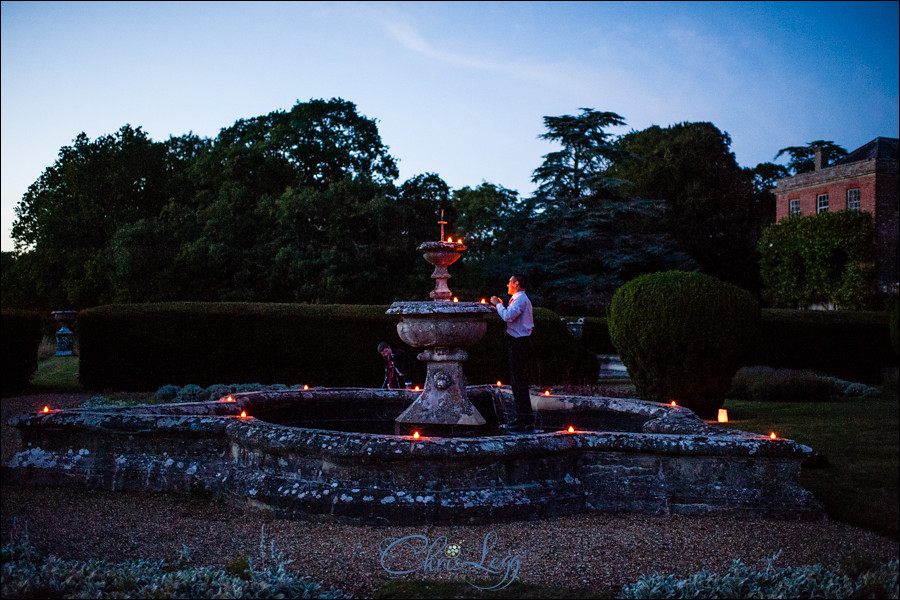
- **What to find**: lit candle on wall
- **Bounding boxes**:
[717,409,728,423]
[567,425,575,433]
[413,431,420,439]
[770,431,777,439]
[42,405,50,413]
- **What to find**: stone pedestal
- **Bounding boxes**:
[387,301,493,437]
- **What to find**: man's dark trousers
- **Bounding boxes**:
[508,335,533,428]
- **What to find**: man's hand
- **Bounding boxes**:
[490,296,502,307]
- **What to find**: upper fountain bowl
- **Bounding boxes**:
[386,301,493,348]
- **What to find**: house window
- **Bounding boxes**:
[789,199,801,215]
[846,188,860,211]
[817,194,829,214]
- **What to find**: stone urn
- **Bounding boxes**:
[51,310,77,356]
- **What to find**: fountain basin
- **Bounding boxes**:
[4,387,824,524]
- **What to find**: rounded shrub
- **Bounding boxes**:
[608,271,760,418]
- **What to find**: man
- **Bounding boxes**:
[490,274,535,433]
[377,342,411,389]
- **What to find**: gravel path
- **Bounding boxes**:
[3,394,898,598]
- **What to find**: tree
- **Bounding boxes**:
[10,125,171,306]
[532,108,627,208]
[774,140,848,175]
[758,210,877,309]
[519,110,699,314]
[608,122,773,290]
[9,99,406,308]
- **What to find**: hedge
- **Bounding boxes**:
[77,303,596,391]
[1,310,43,395]
[751,309,895,384]
[573,309,895,385]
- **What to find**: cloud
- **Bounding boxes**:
[382,18,587,92]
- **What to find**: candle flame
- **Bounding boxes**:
[544,390,550,396]
[240,410,248,418]
[42,405,50,413]
[224,395,234,402]
[457,238,462,244]
[453,297,459,302]
[496,380,502,387]
[567,425,575,433]
[303,385,309,390]
[413,431,420,439]
[670,400,677,406]
[480,298,486,304]
[717,409,728,423]
[770,431,776,439]
[447,236,453,243]
[414,385,421,391]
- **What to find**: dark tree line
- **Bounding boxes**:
[3,99,777,315]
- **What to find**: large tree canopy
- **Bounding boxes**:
[532,108,627,208]
[607,122,773,290]
[774,140,848,175]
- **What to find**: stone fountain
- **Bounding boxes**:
[3,215,826,524]
[387,228,492,437]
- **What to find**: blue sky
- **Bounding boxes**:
[2,1,898,252]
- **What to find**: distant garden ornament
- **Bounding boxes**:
[51,310,77,356]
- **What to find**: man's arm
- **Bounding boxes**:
[496,295,526,322]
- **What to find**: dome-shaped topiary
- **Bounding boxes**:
[608,271,760,418]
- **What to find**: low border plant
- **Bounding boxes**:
[620,550,899,599]
[1,521,348,599]
[729,366,881,403]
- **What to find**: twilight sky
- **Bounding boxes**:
[2,1,898,252]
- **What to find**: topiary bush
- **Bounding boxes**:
[608,271,760,418]
[1,310,43,396]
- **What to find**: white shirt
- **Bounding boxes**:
[496,291,534,338]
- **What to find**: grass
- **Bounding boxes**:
[28,355,82,392]
[721,395,899,540]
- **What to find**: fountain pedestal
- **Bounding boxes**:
[387,301,493,436]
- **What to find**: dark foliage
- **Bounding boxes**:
[608,271,760,418]
[1,310,43,395]
[76,303,596,391]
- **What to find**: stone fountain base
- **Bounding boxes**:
[3,386,824,525]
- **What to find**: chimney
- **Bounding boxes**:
[814,148,825,171]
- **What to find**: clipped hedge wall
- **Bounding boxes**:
[570,308,896,384]
[608,271,760,418]
[78,303,596,391]
[1,310,43,395]
[751,309,895,384]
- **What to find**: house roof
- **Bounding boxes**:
[831,137,899,166]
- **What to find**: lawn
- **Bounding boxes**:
[721,396,899,540]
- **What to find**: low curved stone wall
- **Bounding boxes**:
[3,386,824,524]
